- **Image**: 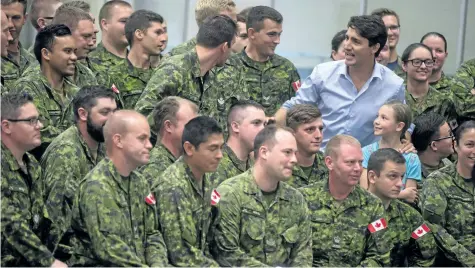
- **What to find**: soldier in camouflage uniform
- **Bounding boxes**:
[215,6,301,116]
[52,6,97,88]
[107,10,167,109]
[420,121,475,267]
[27,0,62,53]
[69,110,168,266]
[412,113,454,181]
[286,104,328,188]
[136,15,242,131]
[40,86,117,260]
[139,97,198,186]
[168,0,236,56]
[1,0,38,90]
[152,116,224,266]
[367,148,437,266]
[0,10,13,94]
[88,0,133,85]
[210,125,312,266]
[1,93,67,267]
[299,135,392,266]
[455,58,475,92]
[210,100,265,187]
[12,25,79,159]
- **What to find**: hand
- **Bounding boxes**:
[399,140,417,154]
[399,187,418,204]
[51,259,68,268]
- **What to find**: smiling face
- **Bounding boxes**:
[422,35,447,73]
[326,142,364,186]
[455,128,475,174]
[248,18,282,59]
[263,130,298,181]
[403,46,434,83]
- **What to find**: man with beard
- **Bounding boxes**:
[40,85,117,261]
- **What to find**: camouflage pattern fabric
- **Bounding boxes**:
[139,143,176,187]
[286,151,328,188]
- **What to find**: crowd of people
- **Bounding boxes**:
[1,0,475,267]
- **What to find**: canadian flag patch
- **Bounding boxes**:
[368,218,387,233]
[211,189,221,206]
[111,84,120,94]
[291,80,301,92]
[145,193,156,205]
[411,223,430,239]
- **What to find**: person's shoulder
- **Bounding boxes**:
[42,127,83,159]
[280,181,306,202]
[353,184,384,207]
[272,54,297,69]
[298,179,326,197]
[378,63,404,86]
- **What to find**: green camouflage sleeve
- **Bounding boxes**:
[144,192,168,267]
[41,145,84,251]
[78,180,146,266]
[210,184,267,267]
[420,176,475,266]
[156,186,218,267]
[288,196,313,267]
[447,80,475,121]
[135,63,184,117]
[454,59,475,89]
[1,171,55,267]
[359,202,392,267]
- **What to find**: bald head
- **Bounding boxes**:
[104,110,149,147]
[324,134,361,159]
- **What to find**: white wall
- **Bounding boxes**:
[20,0,474,74]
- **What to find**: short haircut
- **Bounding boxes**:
[253,125,294,158]
[195,0,236,28]
[52,6,93,32]
[324,134,361,158]
[152,97,198,134]
[34,24,71,64]
[1,0,27,14]
[370,8,400,26]
[29,0,61,29]
[286,104,322,131]
[401,43,433,62]
[247,5,283,32]
[182,116,222,150]
[347,15,387,57]
[227,100,264,129]
[72,85,116,123]
[125,9,164,46]
[411,113,446,152]
[455,120,475,145]
[98,0,132,29]
[1,92,34,120]
[237,6,252,23]
[196,14,236,48]
[383,100,412,139]
[62,0,90,12]
[331,29,347,59]
[420,32,448,52]
[367,148,406,176]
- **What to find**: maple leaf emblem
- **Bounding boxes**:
[417,229,423,234]
[375,222,381,228]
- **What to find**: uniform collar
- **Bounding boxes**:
[223,143,250,173]
[242,169,291,201]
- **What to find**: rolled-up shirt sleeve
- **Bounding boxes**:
[282,66,322,109]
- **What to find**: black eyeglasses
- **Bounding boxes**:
[432,134,454,142]
[43,16,54,20]
[6,117,40,126]
[386,25,400,31]
[406,59,435,67]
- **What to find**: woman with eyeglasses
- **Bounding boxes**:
[420,120,475,266]
[401,43,459,128]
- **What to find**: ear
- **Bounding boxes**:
[183,141,195,157]
[113,133,123,148]
[371,43,380,56]
[402,62,408,72]
[134,29,144,42]
[367,170,377,185]
[78,107,88,122]
[221,42,229,52]
[230,121,240,134]
[395,121,405,133]
[41,48,50,61]
[324,155,333,170]
[247,27,256,40]
[100,18,108,31]
[331,50,337,60]
[429,140,437,152]
[163,120,173,134]
[1,120,12,134]
[37,18,46,29]
[258,145,268,160]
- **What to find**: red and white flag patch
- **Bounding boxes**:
[111,84,120,94]
[368,218,387,233]
[291,80,301,92]
[411,223,430,239]
[145,193,156,205]
[211,189,221,206]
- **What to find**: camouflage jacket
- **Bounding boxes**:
[420,162,475,267]
[421,158,453,179]
[12,65,79,143]
[216,50,301,116]
[299,180,392,267]
[107,58,156,109]
[40,125,105,257]
[210,169,313,267]
[454,58,475,89]
[168,37,197,57]
[386,199,437,267]
[152,157,218,267]
[287,151,328,188]
[139,143,177,187]
[69,158,167,266]
[73,61,97,88]
[1,143,54,267]
[88,42,127,85]
[1,43,38,91]
[209,143,253,187]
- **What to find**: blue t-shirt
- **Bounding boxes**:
[362,142,422,187]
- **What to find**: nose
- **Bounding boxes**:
[290,151,297,165]
[216,148,223,160]
[395,176,403,188]
[274,34,281,45]
[70,52,78,61]
[7,31,13,42]
[314,128,322,140]
[36,119,44,129]
[145,139,152,150]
